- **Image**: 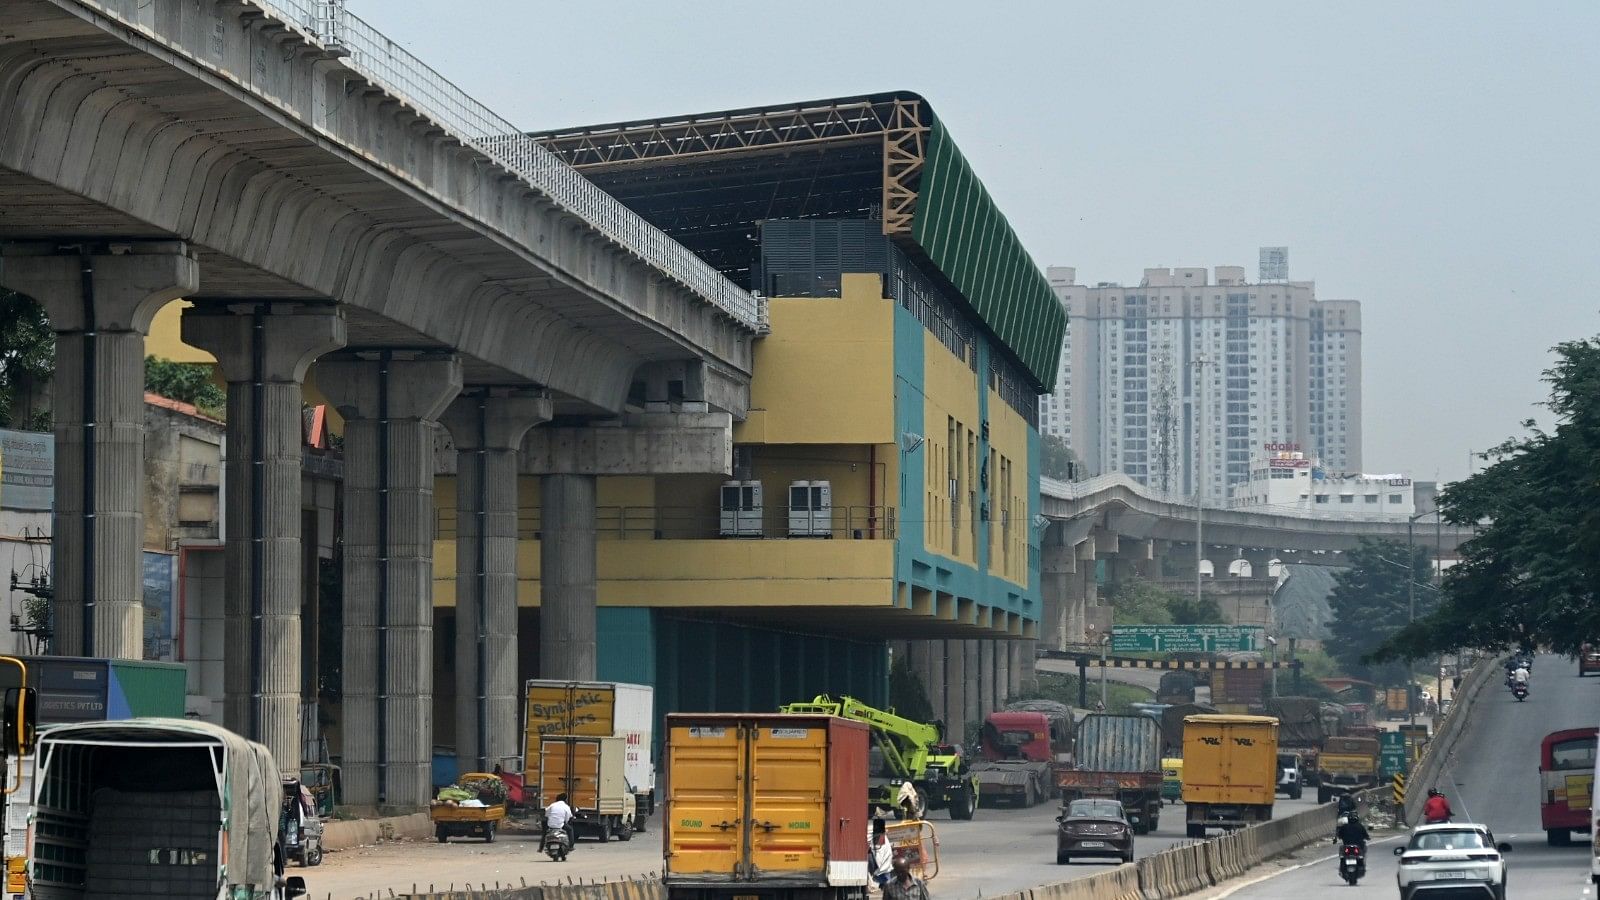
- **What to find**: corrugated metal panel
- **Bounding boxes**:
[1075,714,1162,773]
[910,114,1065,391]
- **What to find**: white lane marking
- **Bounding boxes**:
[1208,835,1406,899]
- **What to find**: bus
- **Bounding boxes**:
[1540,727,1598,845]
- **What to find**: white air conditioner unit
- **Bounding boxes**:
[787,480,833,538]
[719,480,763,537]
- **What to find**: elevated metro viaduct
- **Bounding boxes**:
[0,0,763,809]
[1035,473,1475,663]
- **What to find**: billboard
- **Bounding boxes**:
[142,551,177,662]
[0,429,52,510]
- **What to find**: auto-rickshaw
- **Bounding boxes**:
[281,778,325,867]
[1161,757,1183,804]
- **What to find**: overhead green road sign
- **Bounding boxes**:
[1110,625,1263,653]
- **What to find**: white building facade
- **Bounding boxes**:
[1227,447,1413,518]
[1041,257,1362,502]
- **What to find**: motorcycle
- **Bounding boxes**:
[542,825,573,862]
[1513,683,1528,702]
[1338,843,1366,885]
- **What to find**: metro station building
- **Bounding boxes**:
[146,92,1063,751]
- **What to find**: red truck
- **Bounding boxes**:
[971,709,1072,807]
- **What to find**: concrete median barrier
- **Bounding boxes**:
[388,878,666,900]
[1403,653,1505,824]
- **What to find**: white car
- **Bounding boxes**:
[1394,822,1513,900]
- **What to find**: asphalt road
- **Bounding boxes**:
[1221,653,1597,899]
[309,792,1326,900]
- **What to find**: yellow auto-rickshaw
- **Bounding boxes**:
[1161,757,1183,804]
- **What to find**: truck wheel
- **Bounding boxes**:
[598,819,613,842]
[1548,829,1570,847]
[1186,824,1206,839]
[307,841,323,867]
[1290,785,1303,801]
[616,819,634,842]
[949,787,975,820]
[1317,784,1331,805]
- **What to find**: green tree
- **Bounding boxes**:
[144,356,226,418]
[1326,538,1434,682]
[1374,337,1600,661]
[1168,593,1227,625]
[1109,578,1175,625]
[0,290,55,430]
[1041,434,1078,480]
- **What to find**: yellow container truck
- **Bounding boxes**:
[1181,714,1279,837]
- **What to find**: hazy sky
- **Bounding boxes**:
[353,1,1599,484]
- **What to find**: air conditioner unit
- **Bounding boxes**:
[719,480,763,538]
[787,480,833,538]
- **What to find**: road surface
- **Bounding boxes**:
[305,793,1327,900]
[1217,653,1597,899]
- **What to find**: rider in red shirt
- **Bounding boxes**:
[1422,789,1453,824]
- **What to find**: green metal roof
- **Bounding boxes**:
[911,113,1066,390]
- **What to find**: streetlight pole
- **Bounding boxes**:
[1406,507,1440,728]
[1099,634,1110,710]
[1193,354,1210,606]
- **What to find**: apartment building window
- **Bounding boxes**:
[1340,495,1354,504]
[1365,494,1378,503]
[1316,495,1330,504]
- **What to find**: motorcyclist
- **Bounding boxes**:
[1335,813,1369,877]
[1335,813,1370,851]
[1512,664,1530,686]
[1336,792,1358,817]
[545,793,575,850]
[1422,789,1453,824]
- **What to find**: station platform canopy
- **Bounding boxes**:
[532,91,1066,392]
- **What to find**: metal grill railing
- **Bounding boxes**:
[244,0,765,332]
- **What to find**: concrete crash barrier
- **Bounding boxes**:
[324,812,433,851]
[1403,653,1505,824]
[388,878,665,900]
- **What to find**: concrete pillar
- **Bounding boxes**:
[962,640,981,736]
[972,637,985,714]
[440,393,551,775]
[994,640,1011,705]
[0,242,198,657]
[942,640,965,741]
[913,641,944,719]
[541,473,599,680]
[1009,641,1029,698]
[322,352,462,810]
[182,304,347,770]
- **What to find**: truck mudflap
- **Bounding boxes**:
[1188,803,1273,828]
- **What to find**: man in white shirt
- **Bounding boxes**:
[546,793,575,845]
[1512,665,1530,686]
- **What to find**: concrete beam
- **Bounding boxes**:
[0,241,199,658]
[439,392,552,775]
[518,412,733,476]
[632,359,750,420]
[182,302,347,771]
[321,352,462,811]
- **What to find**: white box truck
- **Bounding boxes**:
[524,681,655,826]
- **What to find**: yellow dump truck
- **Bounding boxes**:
[1181,714,1278,838]
[1316,736,1380,804]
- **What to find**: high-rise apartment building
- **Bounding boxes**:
[1041,259,1361,501]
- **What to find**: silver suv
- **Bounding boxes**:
[1394,822,1513,900]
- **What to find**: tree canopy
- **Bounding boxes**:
[144,356,226,419]
[0,290,54,430]
[1110,577,1226,626]
[1041,434,1078,480]
[1373,336,1600,661]
[1326,538,1434,682]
